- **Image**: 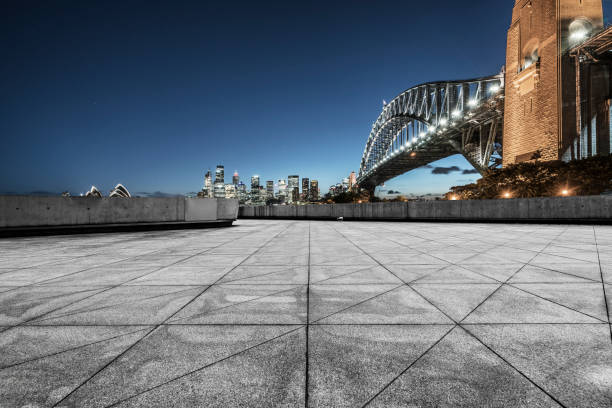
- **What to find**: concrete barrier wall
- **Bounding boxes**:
[0,196,239,228]
[239,196,612,222]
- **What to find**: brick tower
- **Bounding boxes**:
[503,0,603,165]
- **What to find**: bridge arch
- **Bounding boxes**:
[357,72,505,191]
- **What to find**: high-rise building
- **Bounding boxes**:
[342,178,349,191]
[310,180,319,201]
[251,175,260,191]
[349,171,357,191]
[291,187,299,203]
[278,179,287,203]
[237,182,247,204]
[266,180,274,198]
[288,175,299,191]
[203,170,213,198]
[232,171,239,186]
[301,178,309,201]
[224,184,237,199]
[214,165,225,198]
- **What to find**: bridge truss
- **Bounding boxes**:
[357,72,505,191]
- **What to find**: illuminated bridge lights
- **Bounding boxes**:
[357,71,505,187]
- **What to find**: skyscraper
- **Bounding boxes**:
[301,178,309,201]
[251,175,260,192]
[214,165,225,198]
[310,180,319,201]
[203,170,213,198]
[266,180,274,198]
[288,175,299,191]
[349,171,357,192]
[232,171,239,186]
[278,179,287,203]
[224,184,237,199]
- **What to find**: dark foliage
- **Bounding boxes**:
[445,155,612,200]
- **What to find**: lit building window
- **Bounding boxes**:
[581,126,588,158]
[609,102,612,154]
[591,115,597,156]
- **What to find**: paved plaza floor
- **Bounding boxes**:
[0,220,611,407]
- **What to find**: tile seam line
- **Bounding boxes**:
[593,226,612,344]
[360,325,456,407]
[51,221,297,407]
[459,325,568,408]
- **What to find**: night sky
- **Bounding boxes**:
[3,1,612,196]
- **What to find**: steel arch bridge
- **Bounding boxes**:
[357,71,505,191]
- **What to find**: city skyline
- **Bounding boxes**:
[3,1,612,197]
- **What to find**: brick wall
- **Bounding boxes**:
[503,0,604,165]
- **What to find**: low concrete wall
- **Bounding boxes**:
[0,196,239,228]
[239,196,612,222]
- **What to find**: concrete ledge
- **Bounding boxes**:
[0,196,239,236]
[239,196,612,224]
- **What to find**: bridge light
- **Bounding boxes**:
[489,85,501,94]
[410,151,417,158]
[439,118,448,126]
[419,132,426,138]
[570,30,588,42]
[428,127,436,134]
[468,99,478,108]
[452,110,462,118]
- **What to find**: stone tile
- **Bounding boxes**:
[113,327,306,407]
[312,285,453,324]
[173,254,248,269]
[58,325,301,407]
[219,265,308,285]
[127,265,230,286]
[36,264,158,286]
[169,284,307,324]
[411,283,501,322]
[414,265,498,284]
[529,260,603,281]
[0,286,106,326]
[310,265,401,285]
[309,284,400,323]
[463,285,602,324]
[372,253,448,266]
[368,327,560,408]
[0,325,150,369]
[309,325,452,408]
[458,263,525,282]
[511,283,609,322]
[0,327,146,407]
[509,264,598,283]
[468,324,612,408]
[29,285,203,325]
[310,253,378,266]
[384,264,446,283]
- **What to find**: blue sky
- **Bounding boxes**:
[2,1,611,196]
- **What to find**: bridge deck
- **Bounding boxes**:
[1,220,611,406]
